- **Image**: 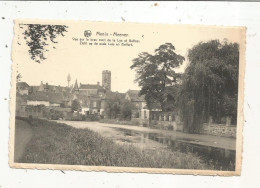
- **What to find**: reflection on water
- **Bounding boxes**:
[114,128,235,171]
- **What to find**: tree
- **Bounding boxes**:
[120,100,136,120]
[71,99,80,112]
[104,92,137,120]
[163,84,181,112]
[130,43,185,111]
[104,92,124,119]
[179,40,239,133]
[19,24,68,63]
[16,73,22,82]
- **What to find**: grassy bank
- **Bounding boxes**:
[17,118,214,169]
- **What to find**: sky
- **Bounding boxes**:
[14,20,244,93]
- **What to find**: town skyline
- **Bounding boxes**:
[15,22,243,93]
[18,71,138,94]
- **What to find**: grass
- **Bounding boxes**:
[17,118,214,170]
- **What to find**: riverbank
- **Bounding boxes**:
[16,118,214,169]
[60,120,236,151]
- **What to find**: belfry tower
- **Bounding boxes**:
[102,70,111,91]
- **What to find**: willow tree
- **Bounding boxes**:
[180,40,239,133]
[130,43,185,111]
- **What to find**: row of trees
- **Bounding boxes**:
[131,40,239,133]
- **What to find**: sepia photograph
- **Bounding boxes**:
[9,20,245,175]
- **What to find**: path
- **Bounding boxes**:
[14,120,33,162]
[57,120,236,150]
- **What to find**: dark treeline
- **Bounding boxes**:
[131,40,239,133]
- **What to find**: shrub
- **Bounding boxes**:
[85,114,100,121]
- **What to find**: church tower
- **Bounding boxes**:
[102,70,111,91]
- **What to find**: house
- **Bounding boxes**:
[89,95,103,114]
[38,81,70,93]
[70,80,107,115]
[27,91,64,107]
[71,93,90,114]
[125,90,149,119]
[71,93,104,115]
[68,70,111,115]
[16,82,30,95]
[29,86,39,94]
[61,91,72,108]
[125,90,162,120]
[125,90,146,109]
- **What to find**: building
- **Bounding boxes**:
[16,82,30,95]
[70,70,111,115]
[78,83,105,97]
[125,90,148,119]
[70,80,106,115]
[71,93,104,115]
[102,70,111,91]
[27,91,64,107]
[38,81,69,93]
[16,70,112,118]
[125,89,162,120]
[125,90,146,109]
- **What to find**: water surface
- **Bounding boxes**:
[114,127,236,170]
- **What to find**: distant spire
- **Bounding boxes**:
[73,79,79,93]
[67,74,71,87]
[39,81,44,91]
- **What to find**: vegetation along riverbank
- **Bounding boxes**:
[16,117,216,170]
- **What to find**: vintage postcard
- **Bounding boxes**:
[9,20,246,175]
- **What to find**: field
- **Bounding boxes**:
[16,118,214,169]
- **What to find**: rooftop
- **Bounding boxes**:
[17,82,30,88]
[79,84,104,90]
[126,90,145,102]
[27,91,64,104]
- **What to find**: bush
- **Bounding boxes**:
[89,114,100,121]
[168,125,174,130]
[64,112,83,121]
[70,115,82,121]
